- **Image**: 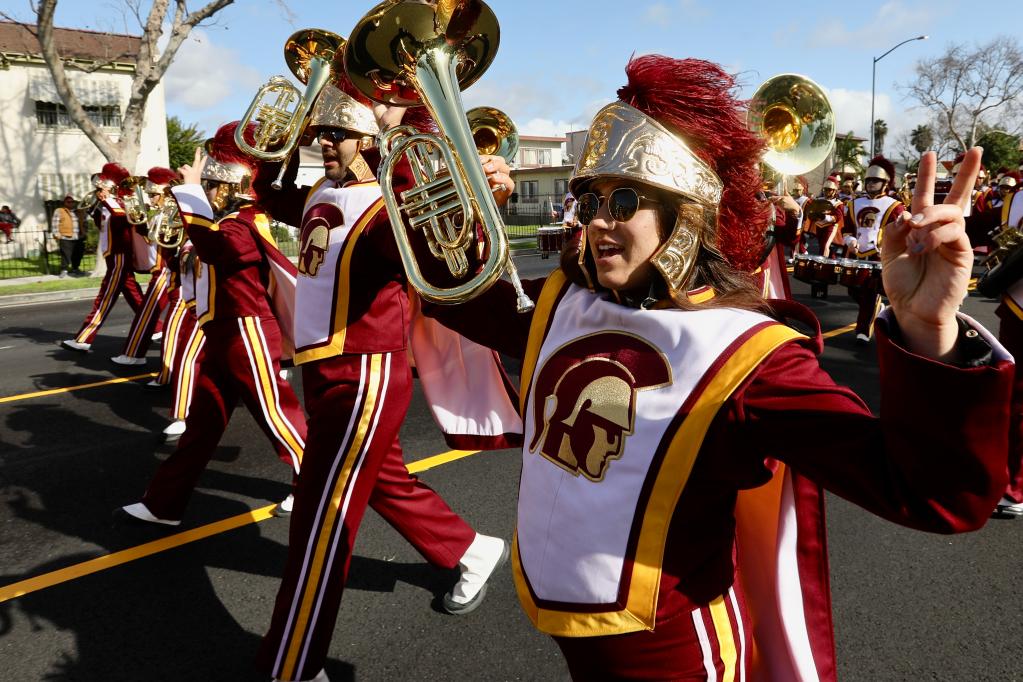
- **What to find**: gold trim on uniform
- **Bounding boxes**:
[513,321,805,637]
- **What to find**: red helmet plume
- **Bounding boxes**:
[617,55,769,272]
[100,162,130,185]
[146,167,180,185]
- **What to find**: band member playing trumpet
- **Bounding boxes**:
[249,78,509,682]
[111,167,182,366]
[419,56,1010,681]
[841,155,905,343]
[118,123,307,524]
[61,164,145,353]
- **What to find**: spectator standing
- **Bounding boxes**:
[51,195,84,276]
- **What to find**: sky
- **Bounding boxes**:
[7,0,1019,157]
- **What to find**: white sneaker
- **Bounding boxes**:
[145,379,166,389]
[151,331,163,343]
[442,533,509,615]
[279,368,291,382]
[273,669,329,682]
[163,419,186,442]
[996,495,1023,516]
[61,339,91,352]
[273,493,294,517]
[119,502,181,526]
[111,354,146,366]
[855,333,870,344]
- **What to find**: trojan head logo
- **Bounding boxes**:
[528,332,672,482]
[298,203,344,276]
[856,206,880,229]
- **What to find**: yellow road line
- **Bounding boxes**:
[0,448,482,604]
[0,372,158,404]
[822,322,857,339]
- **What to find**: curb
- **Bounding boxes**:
[0,287,100,308]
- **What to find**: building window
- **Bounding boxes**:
[520,148,552,166]
[554,179,568,197]
[520,180,539,199]
[35,101,121,129]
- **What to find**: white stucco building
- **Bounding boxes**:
[0,21,168,253]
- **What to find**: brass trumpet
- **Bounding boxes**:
[346,0,533,312]
[236,28,342,172]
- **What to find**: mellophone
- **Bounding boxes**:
[792,254,885,295]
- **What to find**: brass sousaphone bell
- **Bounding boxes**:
[345,0,534,312]
[748,74,835,261]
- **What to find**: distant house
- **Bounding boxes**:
[508,135,572,223]
[0,21,168,252]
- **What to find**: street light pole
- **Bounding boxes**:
[870,35,928,158]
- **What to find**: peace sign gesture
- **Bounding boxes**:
[881,147,981,361]
[178,145,207,186]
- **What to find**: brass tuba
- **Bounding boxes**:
[236,29,342,172]
[345,0,534,312]
[748,74,835,176]
[121,176,150,226]
[748,74,835,262]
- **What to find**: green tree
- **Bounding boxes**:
[167,116,206,170]
[975,128,1022,171]
[834,132,866,174]
[910,125,934,153]
[872,119,888,156]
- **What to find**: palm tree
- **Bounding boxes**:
[872,119,889,156]
[834,132,866,175]
[909,125,934,153]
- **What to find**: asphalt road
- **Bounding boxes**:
[0,253,1019,682]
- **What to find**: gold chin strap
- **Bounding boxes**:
[348,151,373,183]
[650,203,710,299]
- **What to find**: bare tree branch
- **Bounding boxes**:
[29,0,239,166]
[900,36,1023,152]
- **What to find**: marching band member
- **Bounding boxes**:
[989,181,1023,516]
[421,56,1010,681]
[118,123,306,525]
[237,82,509,682]
[156,237,204,442]
[839,177,858,201]
[813,175,845,256]
[841,155,905,343]
[111,167,181,366]
[61,164,145,353]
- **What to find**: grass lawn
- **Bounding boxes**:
[0,276,102,296]
[0,253,98,280]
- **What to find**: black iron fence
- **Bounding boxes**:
[0,193,569,281]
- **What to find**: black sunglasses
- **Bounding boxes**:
[317,129,354,144]
[576,187,660,225]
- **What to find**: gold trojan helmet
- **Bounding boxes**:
[200,139,253,213]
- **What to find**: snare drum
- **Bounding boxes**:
[537,226,566,259]
[811,257,840,285]
[838,259,874,288]
[793,253,813,283]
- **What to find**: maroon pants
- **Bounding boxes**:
[154,289,184,385]
[141,315,306,521]
[257,351,475,682]
[168,304,204,422]
[120,267,172,358]
[847,256,882,338]
[555,585,752,681]
[997,302,1023,503]
[74,253,144,344]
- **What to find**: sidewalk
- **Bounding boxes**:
[0,273,101,308]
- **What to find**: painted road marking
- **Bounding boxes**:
[0,372,158,404]
[0,448,483,604]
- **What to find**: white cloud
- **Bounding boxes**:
[642,0,709,24]
[807,1,931,50]
[826,87,929,152]
[161,29,263,111]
